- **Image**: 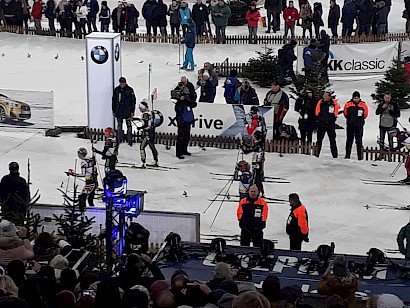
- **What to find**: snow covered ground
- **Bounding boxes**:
[0,130,408,257]
[0,2,410,257]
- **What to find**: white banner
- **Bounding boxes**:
[297,41,399,76]
[136,100,276,139]
[0,89,54,129]
[86,33,122,129]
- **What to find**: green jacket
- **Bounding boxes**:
[211,4,231,27]
[397,222,410,259]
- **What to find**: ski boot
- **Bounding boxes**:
[151,160,159,167]
[400,177,410,184]
[138,162,146,169]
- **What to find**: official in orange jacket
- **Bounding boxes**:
[343,91,368,160]
[237,185,268,247]
[315,91,339,158]
[286,193,309,251]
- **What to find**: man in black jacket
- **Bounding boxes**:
[0,162,30,226]
[328,0,340,37]
[278,40,297,84]
[142,0,158,36]
[294,88,318,143]
[264,0,282,33]
[112,77,136,146]
[173,76,197,159]
[192,0,209,36]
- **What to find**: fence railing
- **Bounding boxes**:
[2,25,410,45]
[82,128,409,162]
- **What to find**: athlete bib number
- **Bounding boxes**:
[254,208,262,218]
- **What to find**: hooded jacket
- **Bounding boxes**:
[246,8,260,28]
[0,236,34,266]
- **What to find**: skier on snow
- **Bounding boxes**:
[137,101,159,168]
[388,127,410,183]
[234,160,253,200]
[67,148,97,211]
[92,127,118,173]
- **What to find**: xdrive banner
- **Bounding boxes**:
[297,41,399,76]
[140,100,276,139]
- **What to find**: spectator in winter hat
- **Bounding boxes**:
[367,293,404,308]
[197,62,218,103]
[317,255,360,306]
[192,0,209,37]
[0,220,33,267]
[246,1,260,44]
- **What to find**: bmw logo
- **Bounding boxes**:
[114,43,120,61]
[91,45,108,64]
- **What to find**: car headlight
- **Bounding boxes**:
[9,102,19,108]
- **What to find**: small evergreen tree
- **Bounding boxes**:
[54,185,97,250]
[290,49,331,100]
[242,48,281,87]
[372,45,410,109]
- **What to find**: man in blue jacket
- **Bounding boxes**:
[182,19,196,71]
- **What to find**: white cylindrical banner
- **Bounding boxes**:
[86,33,122,129]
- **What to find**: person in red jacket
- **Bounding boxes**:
[237,185,268,247]
[246,1,260,44]
[31,0,43,32]
[283,0,299,39]
[315,91,339,158]
[343,91,369,160]
[286,193,309,251]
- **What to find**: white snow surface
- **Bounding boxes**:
[0,2,410,257]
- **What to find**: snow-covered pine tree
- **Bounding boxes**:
[372,44,410,109]
[242,47,281,87]
[54,185,97,250]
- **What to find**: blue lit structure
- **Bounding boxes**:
[103,170,146,273]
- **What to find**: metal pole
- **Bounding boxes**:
[210,178,235,228]
[148,63,152,99]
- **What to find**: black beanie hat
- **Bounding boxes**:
[352,91,360,98]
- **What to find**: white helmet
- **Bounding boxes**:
[77,147,87,159]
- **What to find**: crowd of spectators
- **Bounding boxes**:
[0,0,407,38]
[0,218,407,307]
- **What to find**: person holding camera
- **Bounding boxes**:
[376,92,400,150]
[197,62,218,103]
[112,77,136,146]
[286,193,309,251]
[173,76,197,159]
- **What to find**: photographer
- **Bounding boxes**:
[375,92,400,150]
[173,76,197,159]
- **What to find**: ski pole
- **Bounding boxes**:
[178,39,181,73]
[390,161,403,177]
[210,177,235,228]
[203,176,234,214]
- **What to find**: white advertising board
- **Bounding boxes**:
[297,41,399,76]
[147,100,276,139]
[86,33,122,129]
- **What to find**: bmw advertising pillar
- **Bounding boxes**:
[86,33,122,129]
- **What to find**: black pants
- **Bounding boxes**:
[146,20,157,36]
[116,117,132,143]
[316,123,338,158]
[79,180,96,211]
[379,127,394,149]
[240,229,263,247]
[300,129,314,143]
[48,18,56,32]
[272,120,282,140]
[87,16,98,32]
[253,167,264,196]
[176,124,191,157]
[314,24,321,38]
[330,25,338,37]
[140,130,158,163]
[345,125,363,159]
[104,156,117,173]
[290,236,303,251]
[170,23,180,36]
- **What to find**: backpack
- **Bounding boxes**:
[224,77,237,100]
[182,105,195,124]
